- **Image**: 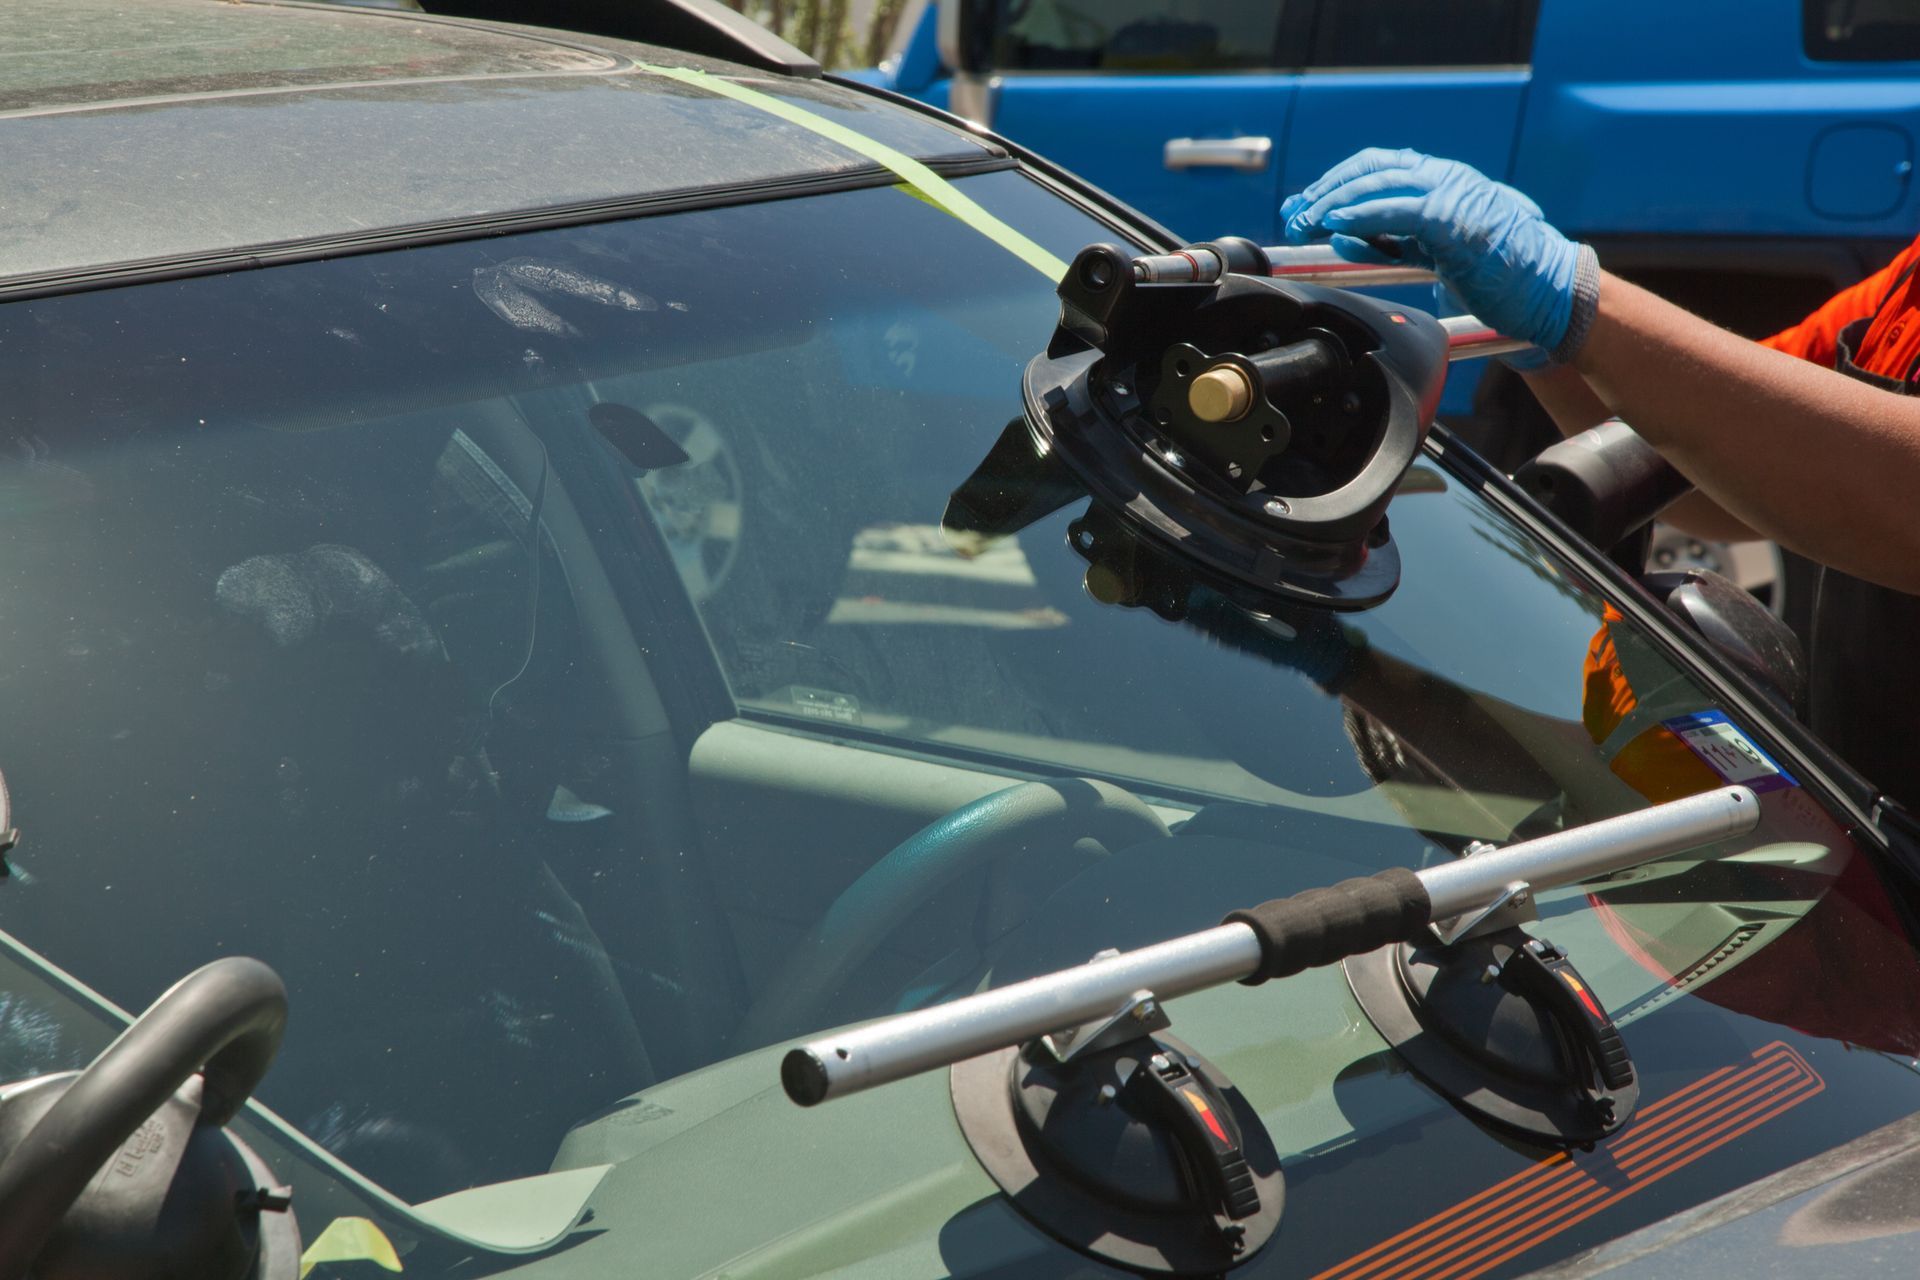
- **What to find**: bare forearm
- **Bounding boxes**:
[1570,272,1920,591]
[1517,364,1761,541]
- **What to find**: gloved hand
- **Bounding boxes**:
[1280,148,1599,362]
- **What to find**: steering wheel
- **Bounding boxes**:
[0,957,295,1280]
[735,778,1169,1047]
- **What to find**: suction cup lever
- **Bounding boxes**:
[1498,936,1635,1095]
[1130,1045,1262,1223]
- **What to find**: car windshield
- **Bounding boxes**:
[3,170,1919,1277]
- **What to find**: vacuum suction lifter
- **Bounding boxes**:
[945,238,1453,613]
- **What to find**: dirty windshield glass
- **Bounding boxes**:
[2,171,1918,1277]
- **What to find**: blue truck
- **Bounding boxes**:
[857,0,1920,449]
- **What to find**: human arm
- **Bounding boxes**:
[1284,150,1918,587]
[1567,270,1920,591]
[1516,364,1763,543]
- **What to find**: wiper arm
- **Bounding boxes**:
[782,785,1759,1107]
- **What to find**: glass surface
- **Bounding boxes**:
[986,0,1292,70]
[2,171,1919,1277]
[1307,0,1538,68]
[1804,0,1920,60]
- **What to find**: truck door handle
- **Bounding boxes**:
[1164,136,1272,172]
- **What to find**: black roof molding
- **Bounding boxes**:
[418,0,821,75]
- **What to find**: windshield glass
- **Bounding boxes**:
[3,171,1919,1277]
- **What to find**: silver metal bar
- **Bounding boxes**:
[1134,248,1225,284]
[786,786,1759,1105]
[1261,243,1437,287]
[1419,785,1757,917]
[1165,136,1274,172]
[1442,313,1533,362]
[787,925,1262,1104]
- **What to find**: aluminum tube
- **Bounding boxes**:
[1133,249,1225,284]
[1443,313,1532,361]
[1262,244,1436,287]
[786,785,1758,1105]
[1418,785,1759,917]
[785,924,1262,1105]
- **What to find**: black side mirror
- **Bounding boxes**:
[1513,421,1694,561]
[1512,426,1804,714]
[1643,568,1807,716]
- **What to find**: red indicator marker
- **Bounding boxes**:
[1560,972,1604,1021]
[1183,1087,1230,1145]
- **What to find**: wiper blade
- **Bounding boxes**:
[782,785,1759,1107]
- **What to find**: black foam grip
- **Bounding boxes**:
[1224,868,1431,983]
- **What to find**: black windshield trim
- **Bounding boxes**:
[0,155,1018,306]
[1425,424,1898,860]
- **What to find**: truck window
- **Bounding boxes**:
[1307,0,1538,68]
[983,0,1300,72]
[1804,0,1920,61]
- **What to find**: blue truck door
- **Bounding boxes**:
[955,1,1315,242]
[1280,1,1539,200]
[1275,0,1538,419]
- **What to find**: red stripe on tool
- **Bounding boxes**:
[1561,974,1604,1021]
[1185,1088,1229,1144]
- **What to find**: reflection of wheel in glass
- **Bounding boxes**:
[636,403,740,602]
[1647,522,1788,616]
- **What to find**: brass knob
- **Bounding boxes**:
[1189,364,1254,423]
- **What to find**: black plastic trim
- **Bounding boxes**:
[0,156,1017,305]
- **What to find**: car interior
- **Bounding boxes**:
[0,182,1866,1211]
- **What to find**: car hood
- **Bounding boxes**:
[1519,1110,1920,1278]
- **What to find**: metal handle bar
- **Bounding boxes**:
[1133,243,1437,288]
[1441,314,1532,361]
[783,785,1758,1106]
[1129,246,1528,360]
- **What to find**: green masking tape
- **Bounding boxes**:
[642,64,1068,282]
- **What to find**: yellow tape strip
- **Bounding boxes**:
[641,65,1068,282]
[299,1216,404,1278]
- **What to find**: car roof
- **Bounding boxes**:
[0,0,1004,295]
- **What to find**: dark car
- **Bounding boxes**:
[4,2,1920,1278]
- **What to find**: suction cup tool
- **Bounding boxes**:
[953,1029,1283,1276]
[1345,927,1639,1144]
[944,238,1449,615]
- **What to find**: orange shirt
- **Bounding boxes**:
[1761,232,1920,379]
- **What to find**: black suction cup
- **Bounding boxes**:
[1344,928,1639,1145]
[943,240,1447,615]
[953,1034,1283,1276]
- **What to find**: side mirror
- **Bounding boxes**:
[1513,421,1693,558]
[1513,426,1804,714]
[1643,568,1807,716]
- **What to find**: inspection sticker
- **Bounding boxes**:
[1661,710,1798,792]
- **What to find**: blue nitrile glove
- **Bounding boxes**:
[1280,149,1599,363]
